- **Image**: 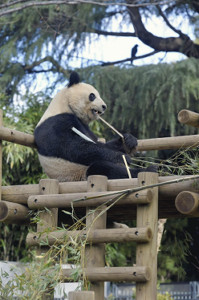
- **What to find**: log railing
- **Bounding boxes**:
[0,110,199,151]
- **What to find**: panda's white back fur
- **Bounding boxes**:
[38,154,88,181]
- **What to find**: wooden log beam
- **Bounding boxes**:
[0,201,29,224]
[0,111,2,203]
[2,184,40,204]
[36,179,59,261]
[137,134,199,151]
[84,175,107,300]
[26,227,152,246]
[69,291,95,300]
[27,189,153,209]
[2,175,199,204]
[0,123,199,151]
[0,126,35,147]
[175,191,199,216]
[178,109,199,128]
[61,266,151,283]
[37,179,59,233]
[2,176,199,221]
[136,172,159,300]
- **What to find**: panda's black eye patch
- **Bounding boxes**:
[89,93,96,102]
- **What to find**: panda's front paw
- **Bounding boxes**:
[146,165,158,173]
[123,133,138,154]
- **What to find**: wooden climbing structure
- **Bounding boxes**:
[0,109,199,300]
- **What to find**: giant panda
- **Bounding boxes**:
[34,72,153,182]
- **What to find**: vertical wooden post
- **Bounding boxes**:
[37,179,59,300]
[69,291,95,300]
[37,179,59,234]
[0,110,3,202]
[136,172,158,300]
[84,175,107,300]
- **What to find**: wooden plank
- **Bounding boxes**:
[26,227,152,246]
[62,266,151,282]
[136,172,159,300]
[84,175,107,300]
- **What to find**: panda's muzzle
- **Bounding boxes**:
[92,104,107,116]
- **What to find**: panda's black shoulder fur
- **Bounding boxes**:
[35,113,97,156]
[34,113,128,167]
[68,71,80,87]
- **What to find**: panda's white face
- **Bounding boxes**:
[36,73,107,127]
[67,82,107,124]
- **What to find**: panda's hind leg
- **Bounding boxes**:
[86,161,140,179]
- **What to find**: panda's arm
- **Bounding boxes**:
[34,113,129,165]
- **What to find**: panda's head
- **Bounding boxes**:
[37,72,107,127]
[67,72,107,124]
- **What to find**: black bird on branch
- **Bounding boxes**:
[131,44,138,64]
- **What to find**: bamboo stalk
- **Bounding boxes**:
[122,155,132,179]
[98,116,123,138]
[98,117,132,176]
[99,115,199,150]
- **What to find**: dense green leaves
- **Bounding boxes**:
[81,58,199,139]
[0,93,49,261]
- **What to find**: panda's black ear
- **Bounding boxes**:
[68,71,80,87]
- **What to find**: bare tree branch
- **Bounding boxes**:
[0,0,176,18]
[101,50,159,66]
[93,29,136,37]
[14,50,159,74]
[23,56,69,76]
[127,5,199,58]
[156,5,185,37]
[0,0,27,9]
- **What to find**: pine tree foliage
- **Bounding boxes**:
[1,1,199,100]
[81,58,199,139]
[0,4,107,97]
